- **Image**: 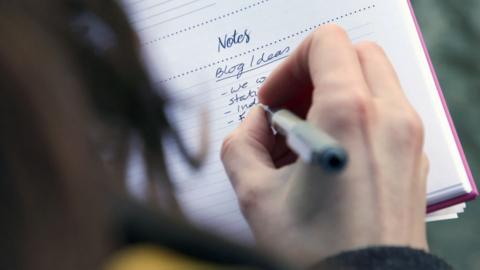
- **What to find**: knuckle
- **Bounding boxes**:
[237,185,261,213]
[332,92,371,121]
[311,92,373,130]
[355,42,391,68]
[342,92,371,115]
[309,24,350,54]
[315,69,365,92]
[355,41,386,58]
[314,24,348,40]
[389,108,425,146]
[401,109,424,139]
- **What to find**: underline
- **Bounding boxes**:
[216,55,289,82]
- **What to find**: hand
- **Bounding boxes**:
[220,25,429,267]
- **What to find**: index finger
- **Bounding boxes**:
[259,25,368,110]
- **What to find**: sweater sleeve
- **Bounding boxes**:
[311,247,453,270]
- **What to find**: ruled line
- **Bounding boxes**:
[127,0,149,6]
[129,0,176,16]
[133,0,207,23]
[138,3,217,31]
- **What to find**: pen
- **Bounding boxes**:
[259,104,348,173]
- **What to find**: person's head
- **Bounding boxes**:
[0,1,200,269]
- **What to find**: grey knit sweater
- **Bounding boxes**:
[315,247,453,270]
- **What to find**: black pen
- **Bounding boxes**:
[260,104,348,173]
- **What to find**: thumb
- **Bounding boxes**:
[221,105,275,187]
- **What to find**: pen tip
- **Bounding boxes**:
[316,148,348,173]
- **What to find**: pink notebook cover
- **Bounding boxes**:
[406,0,478,213]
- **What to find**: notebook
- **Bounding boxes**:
[121,0,478,242]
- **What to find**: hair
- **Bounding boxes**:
[0,0,205,269]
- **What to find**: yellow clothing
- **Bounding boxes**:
[105,245,257,270]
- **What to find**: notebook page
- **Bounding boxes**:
[120,0,471,242]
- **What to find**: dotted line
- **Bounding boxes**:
[157,5,376,84]
[142,0,271,46]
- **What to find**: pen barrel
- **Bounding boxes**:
[270,109,299,134]
[272,110,348,172]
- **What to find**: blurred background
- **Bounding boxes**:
[412,0,480,269]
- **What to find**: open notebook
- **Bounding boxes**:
[121,0,478,243]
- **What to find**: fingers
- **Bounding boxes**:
[221,106,275,189]
[355,42,409,103]
[259,24,369,112]
[306,25,369,99]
